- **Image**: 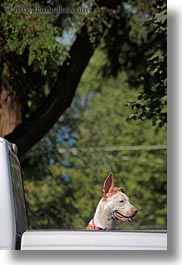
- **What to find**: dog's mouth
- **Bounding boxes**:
[114,211,133,222]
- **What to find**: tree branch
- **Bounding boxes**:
[5,26,94,156]
[5,0,121,156]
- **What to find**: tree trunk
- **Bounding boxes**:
[0,61,23,136]
[0,88,22,136]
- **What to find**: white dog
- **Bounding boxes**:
[86,172,138,230]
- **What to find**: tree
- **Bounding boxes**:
[0,0,123,156]
[0,0,166,156]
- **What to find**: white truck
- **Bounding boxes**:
[0,137,167,250]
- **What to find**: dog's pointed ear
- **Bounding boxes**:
[103,172,114,195]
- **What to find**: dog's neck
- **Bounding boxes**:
[93,198,116,230]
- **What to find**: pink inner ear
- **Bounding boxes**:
[103,172,114,194]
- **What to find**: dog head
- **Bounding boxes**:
[102,172,138,222]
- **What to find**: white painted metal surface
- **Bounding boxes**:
[0,138,16,250]
[21,230,167,250]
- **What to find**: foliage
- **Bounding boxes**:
[127,1,167,126]
[0,0,166,126]
[0,0,167,230]
[23,50,167,230]
[0,0,85,116]
[99,1,167,127]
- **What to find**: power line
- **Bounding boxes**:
[58,145,167,154]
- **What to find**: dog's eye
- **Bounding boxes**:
[120,200,124,203]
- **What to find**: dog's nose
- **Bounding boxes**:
[132,208,138,215]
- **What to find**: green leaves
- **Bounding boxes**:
[127,1,167,127]
[2,2,68,74]
[0,0,72,121]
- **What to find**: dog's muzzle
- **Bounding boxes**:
[113,208,138,222]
